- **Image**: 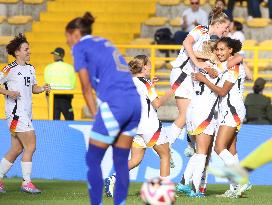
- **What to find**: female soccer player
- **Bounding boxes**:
[0,33,51,194]
[65,12,141,205]
[105,55,174,197]
[193,37,246,197]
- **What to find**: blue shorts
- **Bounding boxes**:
[90,95,141,144]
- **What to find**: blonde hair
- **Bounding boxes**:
[128,55,149,74]
[209,7,229,25]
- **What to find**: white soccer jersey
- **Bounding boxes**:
[0,61,37,120]
[170,25,210,74]
[218,63,246,129]
[133,77,166,147]
[186,63,223,136]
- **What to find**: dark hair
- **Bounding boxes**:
[66,12,95,36]
[209,7,229,25]
[128,55,149,74]
[216,37,242,55]
[233,20,243,31]
[6,33,28,57]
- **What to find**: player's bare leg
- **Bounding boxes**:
[0,134,23,193]
[153,143,170,177]
[17,131,41,194]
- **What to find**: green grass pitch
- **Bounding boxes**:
[0,179,272,205]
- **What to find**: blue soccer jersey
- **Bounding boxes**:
[72,35,141,143]
[72,35,137,101]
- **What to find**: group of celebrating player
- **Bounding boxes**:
[0,5,255,205]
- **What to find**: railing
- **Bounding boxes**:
[47,44,272,119]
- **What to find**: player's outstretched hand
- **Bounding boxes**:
[43,84,51,94]
[8,91,20,100]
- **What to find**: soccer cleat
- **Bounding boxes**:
[216,189,240,198]
[184,146,195,157]
[21,182,41,194]
[188,190,205,198]
[104,175,116,197]
[176,183,191,195]
[0,181,6,193]
[207,165,249,185]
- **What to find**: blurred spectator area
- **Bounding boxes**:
[0,0,271,121]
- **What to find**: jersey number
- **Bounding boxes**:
[196,82,205,95]
[24,77,31,87]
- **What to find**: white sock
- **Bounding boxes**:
[233,153,239,164]
[219,149,236,166]
[192,154,207,192]
[160,176,170,180]
[21,162,32,184]
[183,154,197,185]
[229,153,240,191]
[0,158,13,178]
[168,123,182,144]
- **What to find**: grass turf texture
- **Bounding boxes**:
[0,179,272,205]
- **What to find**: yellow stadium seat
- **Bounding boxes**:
[0,0,18,3]
[0,16,6,24]
[184,0,206,6]
[243,39,257,47]
[23,0,44,4]
[130,38,154,45]
[247,18,270,28]
[259,40,272,47]
[233,17,245,24]
[155,60,165,69]
[169,17,183,27]
[158,0,181,6]
[0,36,13,45]
[247,61,270,70]
[8,15,33,25]
[144,17,168,26]
[235,1,247,7]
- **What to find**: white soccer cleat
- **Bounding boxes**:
[104,175,116,197]
[208,164,249,185]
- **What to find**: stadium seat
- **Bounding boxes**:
[23,0,44,4]
[0,16,6,23]
[7,15,32,25]
[158,0,181,6]
[247,18,270,28]
[184,0,206,6]
[0,36,13,45]
[169,17,183,27]
[144,17,168,26]
[233,17,245,24]
[247,61,270,71]
[155,60,165,69]
[243,39,257,47]
[130,38,154,45]
[259,40,272,47]
[0,0,18,3]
